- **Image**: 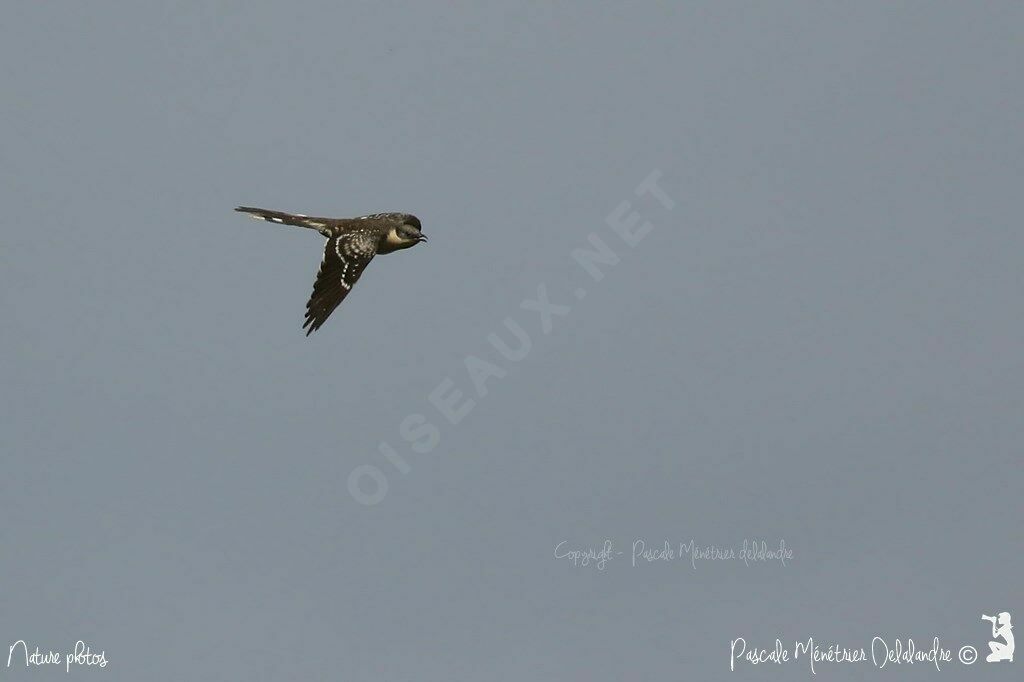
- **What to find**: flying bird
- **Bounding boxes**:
[235,206,427,335]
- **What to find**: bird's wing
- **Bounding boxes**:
[303,230,379,335]
[236,206,336,234]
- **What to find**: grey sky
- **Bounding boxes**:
[2,3,1021,679]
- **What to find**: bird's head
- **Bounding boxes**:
[391,214,427,248]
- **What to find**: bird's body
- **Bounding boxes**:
[235,206,426,335]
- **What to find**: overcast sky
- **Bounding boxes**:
[2,3,1021,679]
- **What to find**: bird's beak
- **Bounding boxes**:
[417,234,428,243]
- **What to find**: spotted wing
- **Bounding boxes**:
[303,231,379,335]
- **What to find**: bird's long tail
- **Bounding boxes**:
[235,206,329,231]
